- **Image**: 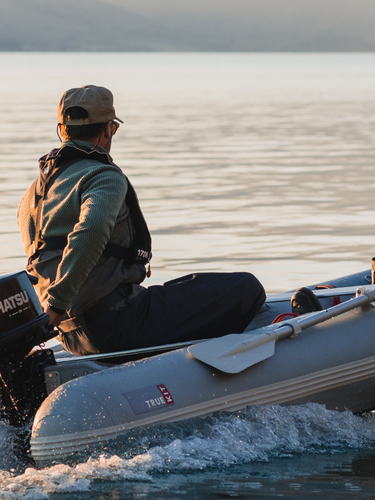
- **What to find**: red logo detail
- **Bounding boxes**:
[157,384,174,405]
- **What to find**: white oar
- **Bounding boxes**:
[188,286,375,374]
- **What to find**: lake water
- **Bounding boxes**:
[1,52,375,499]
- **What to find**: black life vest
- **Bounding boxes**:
[28,143,152,267]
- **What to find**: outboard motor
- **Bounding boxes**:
[0,271,56,426]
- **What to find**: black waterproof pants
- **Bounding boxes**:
[82,272,266,354]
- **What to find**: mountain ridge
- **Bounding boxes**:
[2,0,375,51]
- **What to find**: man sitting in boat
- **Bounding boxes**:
[17,85,266,356]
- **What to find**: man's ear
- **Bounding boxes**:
[59,124,68,140]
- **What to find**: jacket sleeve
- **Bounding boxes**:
[46,167,128,312]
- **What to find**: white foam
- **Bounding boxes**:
[0,403,374,498]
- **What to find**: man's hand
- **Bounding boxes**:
[43,301,64,328]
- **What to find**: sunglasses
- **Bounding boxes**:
[112,120,120,136]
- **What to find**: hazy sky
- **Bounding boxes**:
[2,0,375,51]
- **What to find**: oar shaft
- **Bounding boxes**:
[223,287,375,357]
[55,339,205,364]
[291,287,375,333]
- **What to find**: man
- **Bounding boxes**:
[18,85,266,356]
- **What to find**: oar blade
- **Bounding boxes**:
[188,333,275,373]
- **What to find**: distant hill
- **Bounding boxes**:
[1,0,375,51]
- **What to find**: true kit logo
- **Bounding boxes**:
[144,384,174,409]
[123,384,175,415]
[0,291,30,315]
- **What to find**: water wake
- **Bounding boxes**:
[0,403,374,499]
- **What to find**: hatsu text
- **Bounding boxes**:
[0,291,30,314]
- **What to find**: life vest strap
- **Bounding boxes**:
[30,236,151,265]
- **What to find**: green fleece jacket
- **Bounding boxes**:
[17,140,134,313]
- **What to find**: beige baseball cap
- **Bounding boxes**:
[57,85,123,125]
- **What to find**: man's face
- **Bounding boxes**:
[103,120,120,152]
[103,134,112,153]
[95,122,113,152]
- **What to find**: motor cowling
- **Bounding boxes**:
[0,271,56,426]
[0,271,52,355]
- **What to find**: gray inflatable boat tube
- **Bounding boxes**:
[31,292,375,465]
